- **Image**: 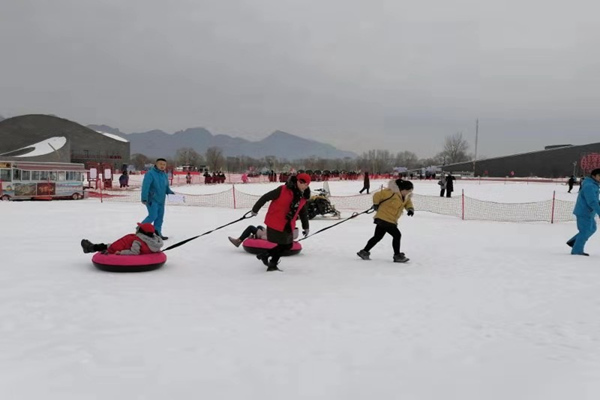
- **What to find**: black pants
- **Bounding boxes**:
[265,226,294,263]
[446,190,453,198]
[267,243,293,263]
[239,225,259,241]
[440,189,445,197]
[568,184,573,193]
[363,219,401,255]
[360,186,370,194]
[93,243,108,252]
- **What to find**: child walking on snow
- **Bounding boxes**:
[357,179,414,263]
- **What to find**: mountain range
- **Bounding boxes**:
[87,125,357,160]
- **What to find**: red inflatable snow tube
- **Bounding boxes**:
[242,238,302,256]
[92,252,167,273]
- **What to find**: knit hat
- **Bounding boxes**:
[296,173,311,185]
[137,222,156,234]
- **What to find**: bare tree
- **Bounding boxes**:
[394,151,419,169]
[442,132,470,164]
[358,150,394,174]
[175,147,204,169]
[205,147,224,171]
[130,153,150,171]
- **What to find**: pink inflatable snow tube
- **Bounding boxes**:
[92,252,167,272]
[242,238,302,256]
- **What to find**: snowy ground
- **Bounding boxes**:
[1,181,599,400]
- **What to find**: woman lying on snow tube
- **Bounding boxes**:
[81,222,166,272]
[228,224,302,256]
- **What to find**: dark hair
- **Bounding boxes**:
[156,158,167,163]
[591,169,600,176]
[396,179,414,191]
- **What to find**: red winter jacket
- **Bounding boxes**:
[107,234,152,255]
[253,185,308,232]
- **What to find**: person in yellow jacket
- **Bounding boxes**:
[357,179,414,263]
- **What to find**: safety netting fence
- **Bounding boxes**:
[86,186,576,224]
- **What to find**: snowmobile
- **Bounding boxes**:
[306,188,341,220]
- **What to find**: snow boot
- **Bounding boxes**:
[256,252,270,267]
[357,249,370,260]
[566,239,575,248]
[81,239,95,254]
[393,253,409,263]
[266,259,282,272]
[228,237,242,248]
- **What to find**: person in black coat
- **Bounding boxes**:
[445,172,456,198]
[359,172,370,194]
[568,175,576,193]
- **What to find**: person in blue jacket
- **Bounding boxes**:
[567,168,600,256]
[141,158,175,240]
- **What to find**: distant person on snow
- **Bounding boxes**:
[438,173,447,197]
[566,169,600,256]
[250,173,311,271]
[80,223,163,255]
[357,179,414,263]
[445,172,456,198]
[359,171,370,194]
[567,175,575,193]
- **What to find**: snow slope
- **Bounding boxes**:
[1,181,599,400]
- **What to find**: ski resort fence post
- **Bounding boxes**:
[551,190,556,224]
[461,189,465,220]
[232,184,237,209]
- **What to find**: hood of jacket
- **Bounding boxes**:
[137,232,164,252]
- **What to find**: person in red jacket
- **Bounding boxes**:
[80,223,164,255]
[251,173,311,271]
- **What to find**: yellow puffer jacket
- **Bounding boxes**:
[372,181,414,225]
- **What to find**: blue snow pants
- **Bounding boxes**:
[570,215,597,255]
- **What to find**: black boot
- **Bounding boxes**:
[81,239,95,254]
[393,253,409,263]
[256,252,270,267]
[267,258,282,272]
[357,249,370,260]
[566,239,575,248]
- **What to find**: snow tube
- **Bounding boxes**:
[92,252,167,273]
[242,238,302,256]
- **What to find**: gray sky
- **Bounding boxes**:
[1,0,599,158]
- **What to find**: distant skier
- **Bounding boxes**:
[357,179,414,263]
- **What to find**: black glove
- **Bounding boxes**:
[302,229,309,237]
[407,209,414,217]
[372,204,379,211]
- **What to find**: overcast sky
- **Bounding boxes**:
[1,0,599,158]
